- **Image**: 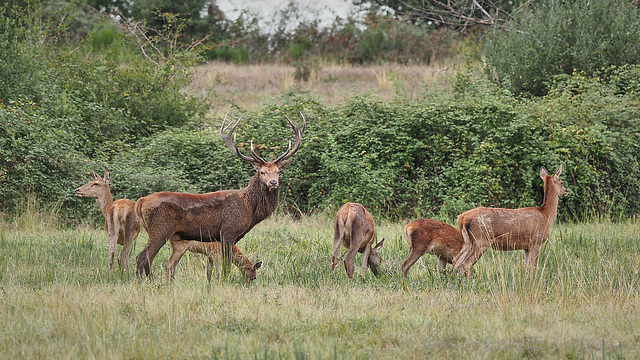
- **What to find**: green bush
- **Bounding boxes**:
[485,0,640,96]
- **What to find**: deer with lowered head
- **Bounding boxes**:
[135,113,305,279]
[452,165,569,277]
[75,170,141,273]
[401,219,463,277]
[166,240,262,284]
[331,202,385,279]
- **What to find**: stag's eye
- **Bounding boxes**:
[260,171,266,175]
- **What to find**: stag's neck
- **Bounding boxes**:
[539,178,559,226]
[243,174,279,224]
[96,190,114,218]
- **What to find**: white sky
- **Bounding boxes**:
[217,0,359,30]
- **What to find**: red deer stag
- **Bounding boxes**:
[401,219,463,277]
[452,165,568,277]
[166,240,261,284]
[135,114,305,278]
[75,170,141,273]
[331,202,385,279]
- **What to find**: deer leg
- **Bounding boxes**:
[438,257,448,270]
[401,248,425,277]
[136,229,170,279]
[361,243,371,276]
[119,216,141,273]
[343,244,359,279]
[459,239,492,278]
[165,237,189,282]
[452,226,474,274]
[330,225,343,272]
[524,245,542,270]
[107,227,118,275]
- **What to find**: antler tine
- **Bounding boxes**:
[274,112,306,163]
[219,115,257,164]
[249,141,267,164]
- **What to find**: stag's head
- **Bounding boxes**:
[75,170,110,198]
[540,165,569,197]
[244,261,262,284]
[221,113,306,191]
[367,238,386,276]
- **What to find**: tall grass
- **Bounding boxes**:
[1,210,639,359]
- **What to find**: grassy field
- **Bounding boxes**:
[1,209,639,359]
[187,61,454,115]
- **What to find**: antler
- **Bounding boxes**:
[220,114,262,164]
[274,112,306,163]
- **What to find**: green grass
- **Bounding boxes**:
[1,213,639,359]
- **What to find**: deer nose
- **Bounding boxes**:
[268,180,278,188]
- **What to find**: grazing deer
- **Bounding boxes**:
[331,202,385,279]
[75,170,140,273]
[135,113,305,279]
[401,219,463,277]
[166,239,262,284]
[452,165,569,277]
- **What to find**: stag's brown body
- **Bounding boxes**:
[452,165,568,277]
[135,114,304,278]
[401,219,463,277]
[166,239,261,284]
[331,202,385,279]
[75,171,141,273]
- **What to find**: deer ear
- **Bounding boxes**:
[277,159,293,171]
[539,166,548,179]
[104,170,110,184]
[373,237,385,251]
[555,164,563,176]
[92,171,101,180]
[254,261,262,269]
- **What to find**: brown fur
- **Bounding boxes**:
[75,171,141,273]
[135,115,304,278]
[452,165,569,277]
[166,239,262,284]
[401,219,463,277]
[331,202,385,279]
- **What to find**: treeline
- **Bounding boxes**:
[1,2,640,224]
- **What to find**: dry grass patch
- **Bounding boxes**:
[188,61,453,114]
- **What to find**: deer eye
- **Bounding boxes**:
[92,183,99,186]
[260,171,266,175]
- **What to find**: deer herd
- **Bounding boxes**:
[75,113,569,283]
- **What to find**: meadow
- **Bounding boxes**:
[1,206,639,359]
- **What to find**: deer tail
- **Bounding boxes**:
[134,198,147,232]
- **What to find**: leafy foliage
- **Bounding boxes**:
[485,0,640,96]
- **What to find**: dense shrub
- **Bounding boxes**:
[485,0,640,96]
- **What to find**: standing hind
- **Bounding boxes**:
[331,202,385,279]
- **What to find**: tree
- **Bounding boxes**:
[353,0,533,30]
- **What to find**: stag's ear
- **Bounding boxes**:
[540,166,548,180]
[277,159,293,171]
[373,237,385,251]
[103,170,110,184]
[554,164,563,177]
[254,261,262,269]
